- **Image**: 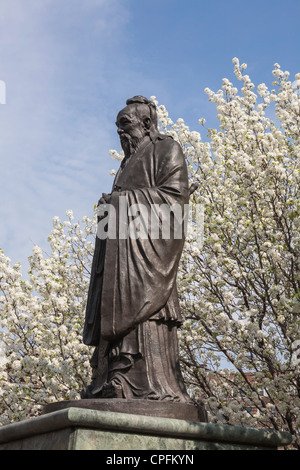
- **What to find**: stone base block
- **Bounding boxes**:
[0,406,292,450]
[43,398,207,422]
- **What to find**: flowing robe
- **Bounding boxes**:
[83,134,190,401]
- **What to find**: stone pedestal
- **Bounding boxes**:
[0,406,292,450]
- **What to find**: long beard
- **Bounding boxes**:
[120,134,140,159]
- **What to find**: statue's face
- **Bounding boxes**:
[116,105,148,158]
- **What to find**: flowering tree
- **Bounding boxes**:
[0,59,299,447]
[0,214,95,424]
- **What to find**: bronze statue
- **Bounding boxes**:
[82,96,191,403]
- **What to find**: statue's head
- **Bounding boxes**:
[116,96,159,158]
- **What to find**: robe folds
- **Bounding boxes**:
[83,134,189,347]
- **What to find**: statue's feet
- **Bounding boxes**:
[100,381,124,398]
[80,379,124,399]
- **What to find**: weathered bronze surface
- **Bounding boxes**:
[1,407,293,450]
[81,96,195,411]
[43,399,206,422]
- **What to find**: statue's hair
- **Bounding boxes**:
[126,95,158,128]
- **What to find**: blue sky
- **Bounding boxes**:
[0,0,299,269]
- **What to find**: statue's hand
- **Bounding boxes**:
[97,193,111,206]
